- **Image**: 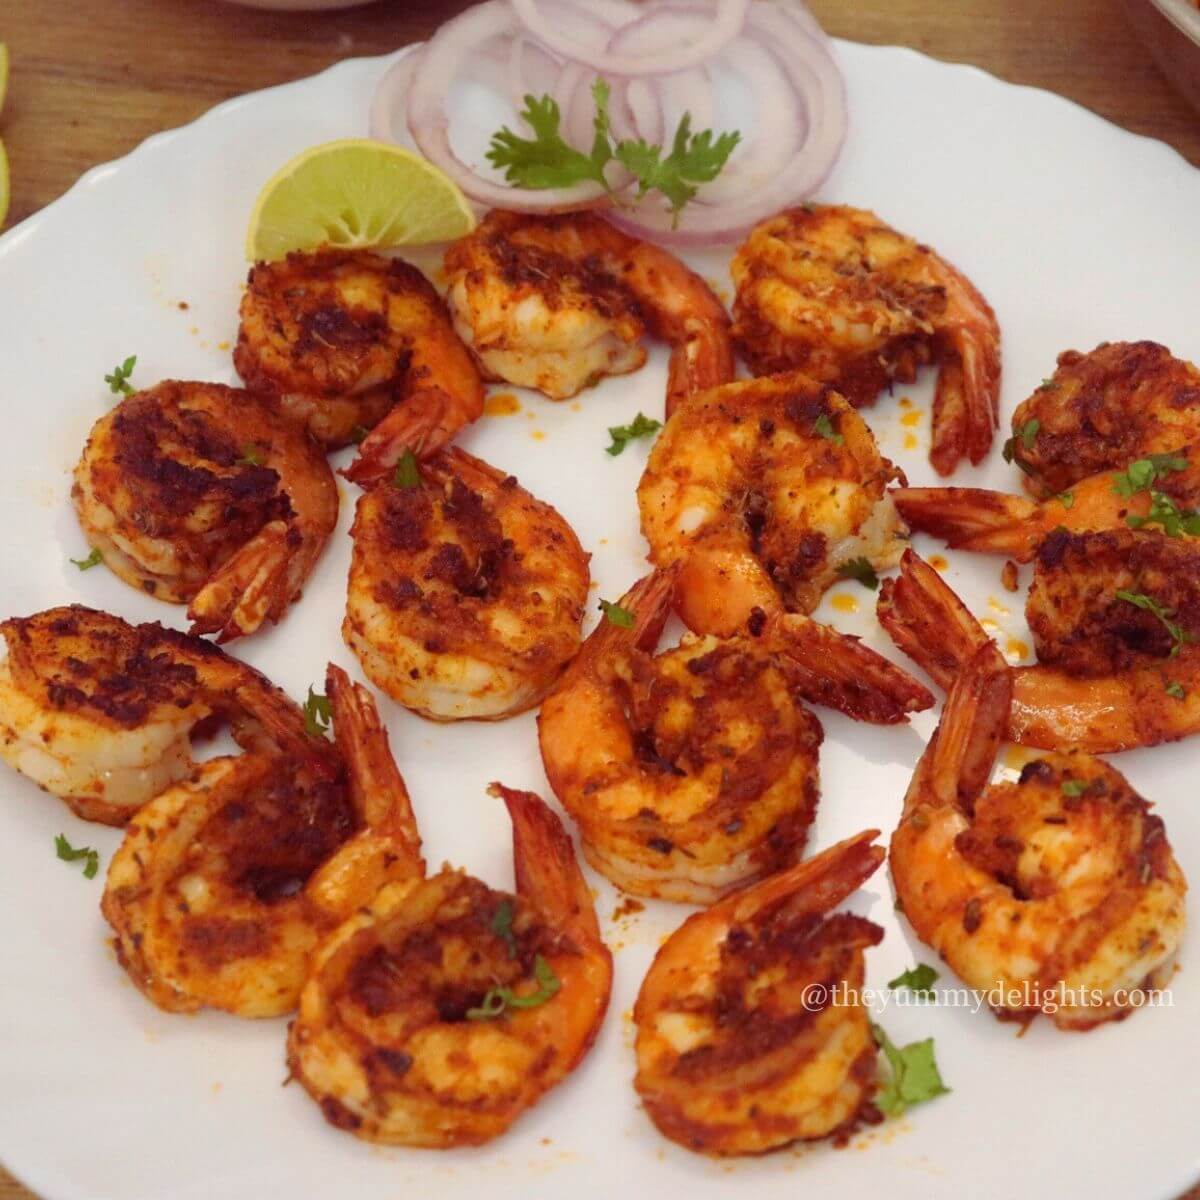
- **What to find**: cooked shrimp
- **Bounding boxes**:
[343,446,589,720]
[893,445,1200,561]
[731,204,1001,475]
[234,248,484,449]
[638,372,908,636]
[633,830,886,1155]
[878,544,1200,752]
[72,381,338,642]
[444,210,733,414]
[1004,341,1200,497]
[0,606,324,824]
[287,783,612,1147]
[893,643,1187,1030]
[102,665,422,1017]
[539,570,930,903]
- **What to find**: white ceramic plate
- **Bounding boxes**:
[1,39,1198,1200]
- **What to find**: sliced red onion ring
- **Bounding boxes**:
[511,0,750,77]
[606,3,846,244]
[405,0,611,213]
[369,47,424,147]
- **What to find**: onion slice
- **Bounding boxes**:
[510,0,750,77]
[405,0,611,213]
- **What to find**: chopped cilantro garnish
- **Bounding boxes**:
[104,355,138,397]
[836,557,880,591]
[871,1023,950,1117]
[393,449,421,489]
[598,599,635,628]
[55,834,100,880]
[70,548,103,571]
[467,955,561,1021]
[606,412,662,456]
[887,963,939,996]
[303,686,332,737]
[813,413,844,445]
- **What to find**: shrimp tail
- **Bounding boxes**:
[491,783,604,949]
[663,313,736,419]
[342,388,458,487]
[905,644,1011,818]
[929,273,1001,476]
[892,487,1040,560]
[762,612,934,723]
[187,520,294,642]
[572,567,679,676]
[224,669,336,772]
[723,829,885,928]
[326,664,422,859]
[877,549,992,690]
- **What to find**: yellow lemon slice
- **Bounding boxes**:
[245,138,476,262]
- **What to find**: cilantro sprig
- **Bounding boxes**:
[606,412,662,457]
[467,955,561,1021]
[55,834,100,880]
[871,1023,950,1117]
[488,80,741,225]
[1116,589,1193,657]
[236,444,265,467]
[492,899,518,960]
[836,557,879,591]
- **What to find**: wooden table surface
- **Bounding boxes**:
[1,0,1198,1196]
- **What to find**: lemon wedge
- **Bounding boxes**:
[244,138,476,262]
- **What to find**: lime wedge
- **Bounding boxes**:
[245,138,476,262]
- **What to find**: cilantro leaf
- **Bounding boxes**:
[303,686,332,738]
[1058,491,1075,510]
[872,1023,950,1117]
[1112,453,1188,498]
[887,963,939,996]
[236,444,264,467]
[599,598,635,628]
[487,84,612,192]
[104,355,138,397]
[1061,778,1088,797]
[467,955,561,1020]
[55,834,100,880]
[393,449,421,490]
[836,557,880,591]
[813,413,844,445]
[1165,679,1187,700]
[615,112,741,222]
[1116,589,1192,657]
[70,548,104,571]
[606,412,662,456]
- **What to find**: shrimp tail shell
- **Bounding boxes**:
[187,520,293,642]
[763,612,934,723]
[877,549,992,691]
[491,782,606,951]
[892,487,1039,560]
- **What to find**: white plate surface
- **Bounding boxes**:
[1,39,1198,1200]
